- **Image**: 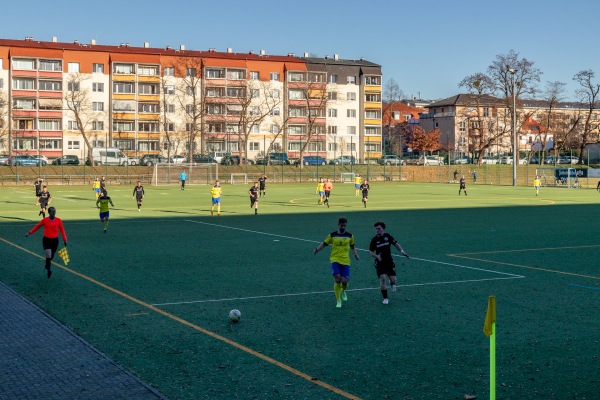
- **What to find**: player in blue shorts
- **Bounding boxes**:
[96,191,114,233]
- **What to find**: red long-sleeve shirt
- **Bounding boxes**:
[29,217,68,242]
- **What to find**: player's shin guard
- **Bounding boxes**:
[334,282,342,301]
[45,257,51,270]
[381,289,388,299]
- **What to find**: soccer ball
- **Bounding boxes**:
[228,309,241,323]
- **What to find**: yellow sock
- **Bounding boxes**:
[341,283,348,293]
[334,282,341,301]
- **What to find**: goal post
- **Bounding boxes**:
[230,173,248,185]
[340,172,355,183]
[537,167,580,188]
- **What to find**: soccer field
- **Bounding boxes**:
[1,181,599,399]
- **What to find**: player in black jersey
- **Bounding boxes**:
[258,175,267,197]
[359,179,370,208]
[249,181,259,214]
[34,177,43,197]
[369,221,409,304]
[37,186,52,218]
[132,181,145,212]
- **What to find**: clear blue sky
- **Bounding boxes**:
[1,0,596,102]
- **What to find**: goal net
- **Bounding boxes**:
[340,172,355,183]
[230,173,248,185]
[537,168,581,188]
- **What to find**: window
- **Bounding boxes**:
[38,99,61,110]
[0,78,3,90]
[250,106,261,116]
[483,107,490,117]
[67,121,79,130]
[289,107,306,117]
[13,78,35,90]
[68,63,80,73]
[12,138,36,150]
[250,71,259,80]
[113,121,135,131]
[139,103,159,113]
[270,72,280,81]
[346,143,356,152]
[289,72,304,82]
[226,104,243,116]
[365,76,381,85]
[92,102,104,111]
[38,120,61,130]
[164,85,175,95]
[227,69,245,79]
[270,89,280,99]
[365,126,381,136]
[347,92,356,101]
[39,60,62,71]
[347,126,356,135]
[347,109,356,118]
[249,142,260,151]
[39,139,61,150]
[206,104,223,115]
[250,88,260,98]
[167,104,175,113]
[288,125,305,134]
[92,82,104,92]
[67,140,80,150]
[186,104,197,114]
[113,100,136,112]
[250,125,260,134]
[226,124,240,133]
[13,119,34,130]
[206,87,224,97]
[347,76,356,85]
[328,109,338,118]
[458,121,466,133]
[365,93,381,102]
[327,92,337,101]
[270,107,280,116]
[207,122,224,132]
[165,123,175,132]
[67,81,80,92]
[270,124,279,134]
[227,87,245,98]
[92,121,104,131]
[113,63,134,74]
[138,65,159,76]
[327,126,337,134]
[186,68,197,77]
[13,99,36,110]
[139,83,159,95]
[308,73,325,83]
[114,140,134,150]
[288,90,305,100]
[365,110,381,119]
[329,74,338,83]
[113,82,134,94]
[163,67,174,77]
[206,68,225,78]
[93,63,104,73]
[364,143,381,152]
[328,143,338,151]
[12,59,35,70]
[139,122,159,132]
[392,111,400,120]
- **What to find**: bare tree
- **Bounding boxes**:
[487,50,542,163]
[173,57,204,163]
[0,89,8,153]
[64,73,105,164]
[533,81,568,162]
[382,78,405,155]
[573,70,600,163]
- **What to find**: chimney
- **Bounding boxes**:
[180,44,185,51]
[334,54,339,60]
[288,53,295,57]
[209,48,216,52]
[52,36,58,43]
[227,47,233,53]
[144,42,149,48]
[260,49,265,56]
[74,39,79,45]
[91,39,96,45]
[303,52,309,57]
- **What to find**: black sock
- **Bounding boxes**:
[45,258,51,270]
[381,289,388,299]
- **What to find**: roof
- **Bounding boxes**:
[426,93,504,108]
[300,56,381,69]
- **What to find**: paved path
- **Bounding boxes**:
[0,282,168,400]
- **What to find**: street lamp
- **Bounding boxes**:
[508,68,517,186]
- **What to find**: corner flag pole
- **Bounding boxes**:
[483,296,496,400]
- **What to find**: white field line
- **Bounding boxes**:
[148,220,524,307]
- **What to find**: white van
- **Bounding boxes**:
[92,147,138,166]
[209,151,230,163]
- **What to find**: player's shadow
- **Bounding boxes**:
[0,215,30,221]
[0,200,35,206]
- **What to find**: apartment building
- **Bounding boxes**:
[0,38,382,163]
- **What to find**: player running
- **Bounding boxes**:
[313,217,360,308]
[132,181,145,212]
[92,177,101,198]
[96,191,114,233]
[316,178,325,205]
[37,186,52,218]
[249,181,259,214]
[360,179,370,207]
[369,221,409,304]
[211,180,222,216]
[25,206,68,278]
[323,178,333,208]
[34,177,43,198]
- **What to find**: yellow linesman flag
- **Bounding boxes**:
[57,247,70,265]
[483,296,496,337]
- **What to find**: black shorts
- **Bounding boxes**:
[324,190,331,197]
[259,185,265,190]
[42,236,59,256]
[136,196,143,203]
[250,196,258,206]
[460,184,466,189]
[375,260,396,277]
[39,201,49,209]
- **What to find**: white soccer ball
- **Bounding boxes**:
[228,309,241,323]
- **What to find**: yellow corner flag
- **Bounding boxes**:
[57,247,70,265]
[483,296,496,336]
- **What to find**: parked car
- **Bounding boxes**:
[500,156,528,165]
[329,155,355,165]
[192,154,217,164]
[33,155,49,163]
[559,155,579,164]
[301,155,328,166]
[528,156,540,164]
[52,155,80,165]
[265,152,290,165]
[481,157,499,164]
[450,157,471,164]
[0,154,9,165]
[172,155,186,164]
[404,155,420,165]
[220,155,254,165]
[417,155,444,166]
[377,155,405,166]
[140,154,173,166]
[8,155,47,166]
[209,151,230,163]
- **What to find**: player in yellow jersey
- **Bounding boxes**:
[96,191,114,233]
[533,176,541,196]
[313,217,360,308]
[210,180,222,216]
[92,177,101,198]
[354,174,361,196]
[316,178,325,205]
